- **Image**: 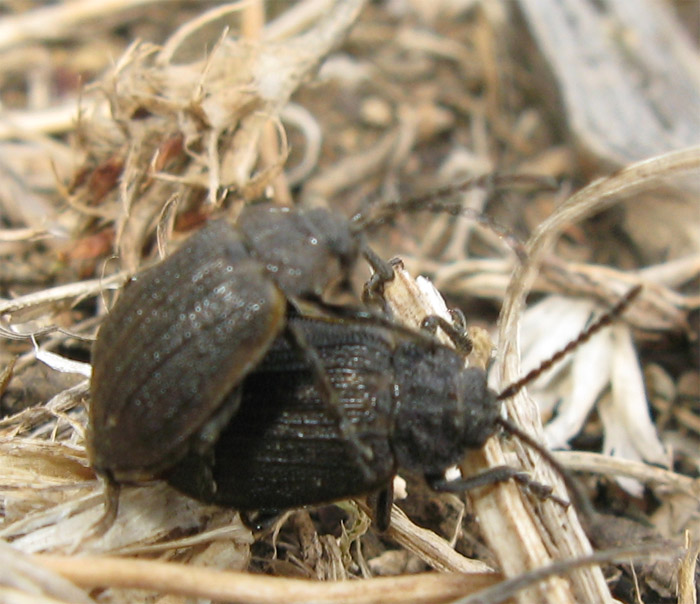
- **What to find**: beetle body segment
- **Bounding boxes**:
[89,200,389,487]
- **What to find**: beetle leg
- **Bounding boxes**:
[88,475,121,537]
[240,510,283,532]
[448,307,468,334]
[427,466,569,508]
[193,388,243,454]
[361,249,396,312]
[420,314,473,356]
[367,480,394,532]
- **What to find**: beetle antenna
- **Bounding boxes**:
[497,285,642,402]
[353,173,556,229]
[491,285,643,523]
[352,173,557,263]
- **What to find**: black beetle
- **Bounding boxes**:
[88,175,546,488]
[164,286,640,530]
[164,311,499,530]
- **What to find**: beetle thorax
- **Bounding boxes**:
[391,345,500,476]
[238,204,360,298]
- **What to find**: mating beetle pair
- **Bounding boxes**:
[88,192,639,528]
[89,175,535,485]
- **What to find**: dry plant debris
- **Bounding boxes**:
[0,1,698,603]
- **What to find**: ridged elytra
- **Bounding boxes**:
[163,287,641,531]
[163,313,497,509]
[89,219,283,481]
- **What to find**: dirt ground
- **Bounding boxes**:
[0,1,698,603]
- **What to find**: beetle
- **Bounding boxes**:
[164,286,640,530]
[164,311,501,531]
[88,174,546,490]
